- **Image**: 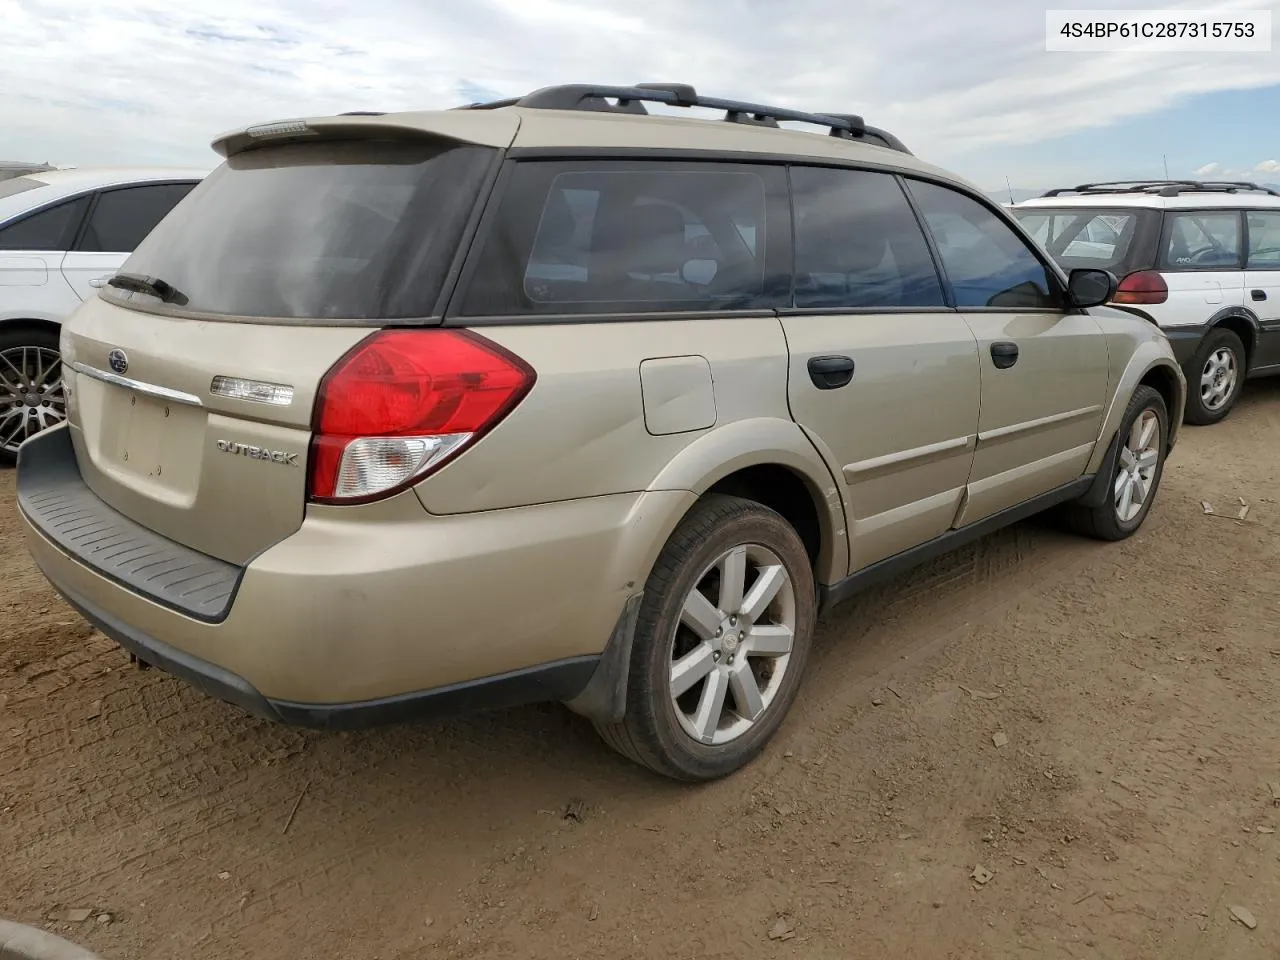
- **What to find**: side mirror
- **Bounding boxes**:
[1066,268,1117,308]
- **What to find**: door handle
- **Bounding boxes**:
[88,275,112,289]
[990,341,1020,369]
[1251,289,1267,302]
[807,355,855,390]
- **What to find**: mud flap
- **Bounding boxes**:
[562,592,643,725]
[1078,429,1122,509]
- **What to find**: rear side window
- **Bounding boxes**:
[1160,211,1241,269]
[906,180,1060,309]
[1246,211,1280,268]
[78,183,197,253]
[459,161,785,316]
[110,140,497,321]
[790,166,945,309]
[0,197,88,251]
[1012,208,1139,272]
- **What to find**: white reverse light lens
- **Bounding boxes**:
[210,376,294,406]
[333,433,471,500]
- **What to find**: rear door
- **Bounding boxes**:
[0,193,90,306]
[1245,209,1280,369]
[60,137,500,565]
[904,179,1109,525]
[1156,209,1247,328]
[60,182,198,300]
[780,166,980,571]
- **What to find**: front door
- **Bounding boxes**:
[1245,209,1280,370]
[781,166,981,572]
[904,179,1110,525]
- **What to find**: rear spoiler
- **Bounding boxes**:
[210,110,520,159]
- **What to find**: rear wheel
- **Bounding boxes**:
[1184,327,1244,425]
[0,326,65,466]
[1062,385,1168,541]
[594,495,816,781]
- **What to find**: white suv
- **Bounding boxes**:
[0,167,205,462]
[1011,181,1280,425]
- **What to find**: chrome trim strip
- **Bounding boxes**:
[843,435,974,481]
[69,361,203,407]
[978,404,1103,444]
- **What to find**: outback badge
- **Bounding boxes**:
[215,439,299,466]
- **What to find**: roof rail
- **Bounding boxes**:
[455,83,912,154]
[1042,179,1280,198]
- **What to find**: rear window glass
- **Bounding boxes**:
[459,161,785,316]
[1012,208,1139,271]
[107,140,497,321]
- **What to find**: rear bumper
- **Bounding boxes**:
[1162,326,1205,367]
[18,425,690,723]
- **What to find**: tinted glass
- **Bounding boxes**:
[79,183,197,252]
[460,161,780,316]
[113,140,496,321]
[1246,211,1280,268]
[1012,208,1139,272]
[908,180,1059,309]
[1160,211,1241,269]
[790,167,945,308]
[0,176,48,200]
[0,197,87,251]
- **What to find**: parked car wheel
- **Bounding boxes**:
[1062,385,1169,541]
[1184,327,1244,425]
[595,494,816,781]
[0,325,65,466]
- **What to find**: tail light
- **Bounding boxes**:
[308,329,535,505]
[1113,270,1169,305]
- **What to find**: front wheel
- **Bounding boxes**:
[594,494,816,781]
[1062,385,1169,541]
[1185,327,1244,425]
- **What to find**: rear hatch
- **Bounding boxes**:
[59,120,509,566]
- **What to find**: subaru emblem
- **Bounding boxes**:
[108,349,128,375]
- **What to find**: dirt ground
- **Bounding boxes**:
[3,384,1280,960]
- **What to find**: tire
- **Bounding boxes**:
[1184,327,1245,425]
[1062,385,1169,541]
[0,324,65,467]
[594,494,816,781]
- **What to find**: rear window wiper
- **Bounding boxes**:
[106,272,190,306]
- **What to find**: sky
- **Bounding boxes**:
[2,0,1279,193]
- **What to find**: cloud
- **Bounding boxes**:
[3,0,1280,172]
[1187,160,1280,181]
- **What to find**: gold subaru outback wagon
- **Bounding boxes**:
[16,83,1186,781]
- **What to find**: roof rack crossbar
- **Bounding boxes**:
[454,83,910,153]
[1041,179,1280,198]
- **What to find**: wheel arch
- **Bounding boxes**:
[642,417,849,588]
[1206,307,1259,367]
[0,316,63,340]
[1087,347,1186,477]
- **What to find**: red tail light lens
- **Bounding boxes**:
[1113,270,1169,305]
[309,329,535,504]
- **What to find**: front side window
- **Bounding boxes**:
[79,183,198,253]
[1247,211,1280,268]
[907,180,1060,309]
[459,161,782,316]
[790,166,946,309]
[1160,211,1241,270]
[0,197,88,252]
